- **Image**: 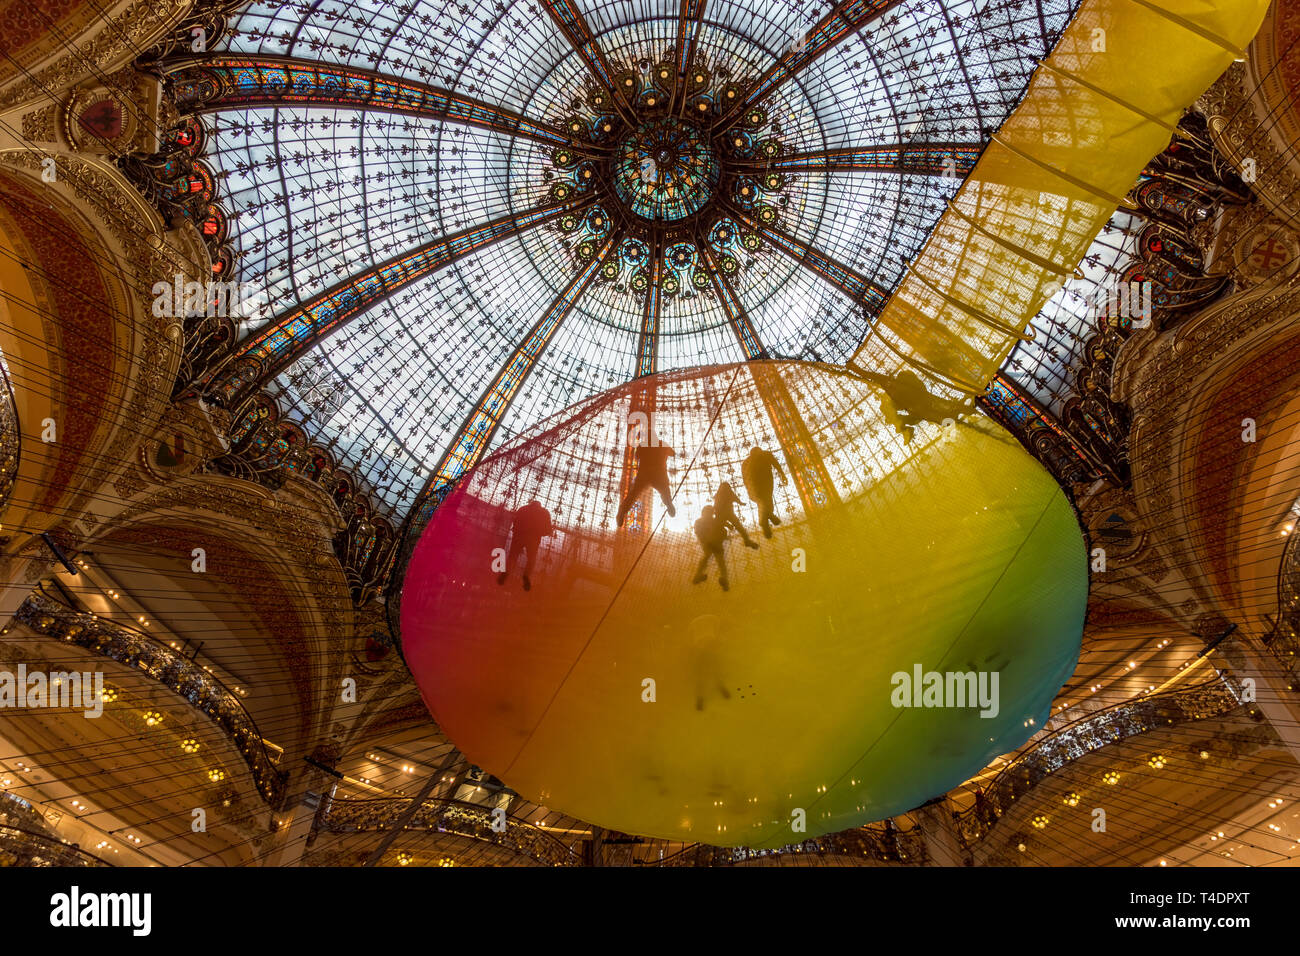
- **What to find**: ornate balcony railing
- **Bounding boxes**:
[954,677,1243,848]
[0,353,19,516]
[0,825,110,867]
[1266,530,1300,669]
[0,792,109,867]
[316,796,584,867]
[0,790,48,831]
[647,823,929,866]
[14,589,288,805]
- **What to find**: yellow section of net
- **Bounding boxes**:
[854,0,1271,396]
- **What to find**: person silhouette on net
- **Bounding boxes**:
[691,505,730,591]
[851,366,973,446]
[714,481,759,549]
[616,442,676,527]
[497,499,554,591]
[741,446,787,539]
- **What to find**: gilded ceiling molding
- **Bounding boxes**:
[95,474,352,634]
[1199,62,1300,226]
[1242,0,1300,197]
[1117,279,1300,627]
[93,473,355,744]
[0,151,195,547]
[0,0,194,113]
[16,66,170,158]
[0,161,164,555]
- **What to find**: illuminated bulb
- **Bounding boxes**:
[208,769,225,782]
[143,711,163,727]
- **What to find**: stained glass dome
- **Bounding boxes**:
[190,0,1087,513]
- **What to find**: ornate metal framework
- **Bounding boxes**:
[202,198,590,402]
[167,56,583,148]
[157,0,1086,551]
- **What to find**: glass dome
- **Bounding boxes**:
[194,0,1084,512]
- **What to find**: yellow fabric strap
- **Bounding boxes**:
[1127,0,1249,58]
[989,133,1132,207]
[1036,59,1181,133]
[906,265,1037,341]
[853,0,1271,395]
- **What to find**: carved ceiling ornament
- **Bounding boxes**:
[1245,0,1300,183]
[59,69,164,156]
[18,104,58,143]
[1233,224,1300,283]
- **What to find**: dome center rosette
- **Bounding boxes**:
[546,55,792,301]
[612,117,720,223]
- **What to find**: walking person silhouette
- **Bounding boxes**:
[616,441,676,527]
[691,505,730,591]
[713,481,759,549]
[497,499,554,591]
[741,446,787,539]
